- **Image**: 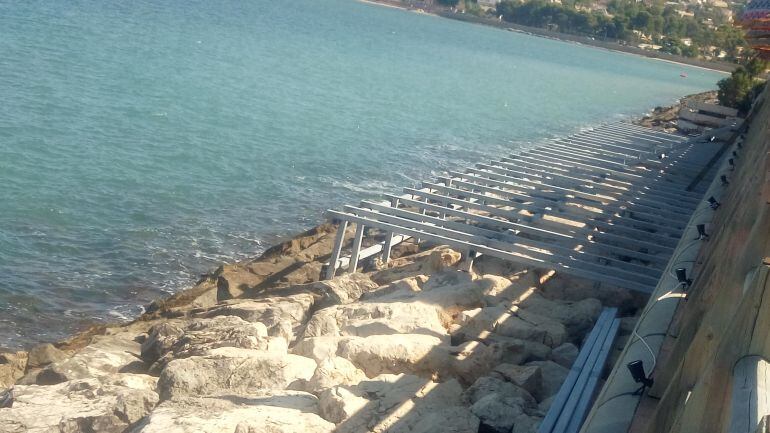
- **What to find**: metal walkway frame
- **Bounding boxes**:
[323,122,722,294]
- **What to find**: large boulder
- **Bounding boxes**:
[463,376,536,411]
[298,356,367,394]
[550,343,579,368]
[141,322,185,365]
[455,307,566,348]
[36,336,143,385]
[26,344,66,369]
[518,294,602,339]
[319,375,478,433]
[302,302,447,340]
[366,271,486,317]
[491,363,542,396]
[295,273,380,309]
[291,336,353,363]
[143,316,287,373]
[337,334,444,378]
[157,347,316,400]
[524,360,569,402]
[202,294,315,343]
[470,393,525,433]
[0,374,158,433]
[134,391,335,433]
[0,351,27,388]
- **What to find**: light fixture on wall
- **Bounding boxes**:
[721,175,730,186]
[696,224,709,241]
[708,197,721,210]
[676,267,692,289]
[728,158,734,170]
[627,360,654,395]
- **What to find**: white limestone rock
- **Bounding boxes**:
[202,293,315,343]
[0,374,158,433]
[337,334,444,378]
[302,302,447,340]
[157,347,316,400]
[134,391,335,433]
[36,336,143,385]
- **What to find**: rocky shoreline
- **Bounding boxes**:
[0,99,705,432]
[0,220,649,433]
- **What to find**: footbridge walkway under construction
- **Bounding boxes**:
[323,122,724,294]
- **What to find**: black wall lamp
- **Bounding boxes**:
[708,196,721,210]
[627,360,654,395]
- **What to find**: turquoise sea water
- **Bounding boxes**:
[0,0,724,348]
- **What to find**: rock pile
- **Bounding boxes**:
[0,227,641,433]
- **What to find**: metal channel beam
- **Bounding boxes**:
[357,202,662,277]
[425,180,687,235]
[326,209,655,293]
[410,184,682,247]
[382,195,670,266]
[398,188,676,254]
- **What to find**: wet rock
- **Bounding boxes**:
[36,336,143,385]
[303,302,447,340]
[524,360,569,401]
[0,374,158,433]
[134,391,334,433]
[492,363,542,396]
[337,334,444,378]
[551,342,579,368]
[0,351,27,388]
[157,347,316,400]
[26,344,65,369]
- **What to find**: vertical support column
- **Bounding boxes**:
[381,197,399,264]
[324,220,348,280]
[460,249,478,273]
[348,223,365,273]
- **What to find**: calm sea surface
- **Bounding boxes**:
[0,0,724,348]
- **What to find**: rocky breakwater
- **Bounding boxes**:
[0,224,645,433]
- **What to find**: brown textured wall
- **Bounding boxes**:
[640,86,770,433]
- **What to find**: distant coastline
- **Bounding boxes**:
[355,0,736,74]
